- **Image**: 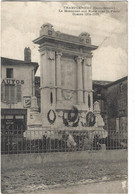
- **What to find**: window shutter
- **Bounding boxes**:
[17,85,21,102]
[10,85,15,103]
[1,84,4,101]
[5,85,10,102]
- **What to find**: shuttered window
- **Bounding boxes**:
[6,68,13,78]
[1,84,4,101]
[17,85,21,102]
[10,85,15,103]
[5,85,10,102]
[1,84,22,103]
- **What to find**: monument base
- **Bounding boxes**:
[24,98,108,141]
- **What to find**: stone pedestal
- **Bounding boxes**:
[93,101,108,138]
[24,96,42,139]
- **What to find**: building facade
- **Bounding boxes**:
[1,48,39,132]
[93,76,128,132]
[106,76,128,133]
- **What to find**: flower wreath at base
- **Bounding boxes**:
[63,106,79,127]
[86,112,96,127]
[68,106,78,122]
[47,109,56,124]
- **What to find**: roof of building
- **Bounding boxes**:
[1,57,39,73]
[93,80,112,86]
[105,76,128,88]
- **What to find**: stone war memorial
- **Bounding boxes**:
[24,23,107,142]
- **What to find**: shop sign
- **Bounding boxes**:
[1,79,24,85]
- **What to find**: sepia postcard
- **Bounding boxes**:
[1,1,128,193]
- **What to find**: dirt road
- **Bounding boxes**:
[1,159,127,194]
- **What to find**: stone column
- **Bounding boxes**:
[41,50,49,87]
[89,55,93,111]
[48,50,55,85]
[56,52,62,102]
[40,50,51,127]
[48,50,56,107]
[75,56,83,105]
[83,58,88,106]
[85,56,93,111]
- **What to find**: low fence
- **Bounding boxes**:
[1,129,127,155]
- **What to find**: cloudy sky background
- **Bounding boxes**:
[1,1,128,81]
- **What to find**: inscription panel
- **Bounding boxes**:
[61,57,77,104]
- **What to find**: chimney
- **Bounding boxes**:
[24,47,31,62]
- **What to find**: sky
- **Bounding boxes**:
[1,1,128,81]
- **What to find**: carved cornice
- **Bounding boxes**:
[47,50,55,60]
[79,32,91,44]
[75,56,84,64]
[56,52,62,57]
[40,23,55,37]
[84,57,92,66]
[39,43,93,59]
[34,35,98,51]
[90,53,93,58]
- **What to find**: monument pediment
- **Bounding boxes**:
[34,23,98,52]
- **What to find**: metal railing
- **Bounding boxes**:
[1,129,127,155]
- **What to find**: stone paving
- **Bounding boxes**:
[1,158,127,194]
